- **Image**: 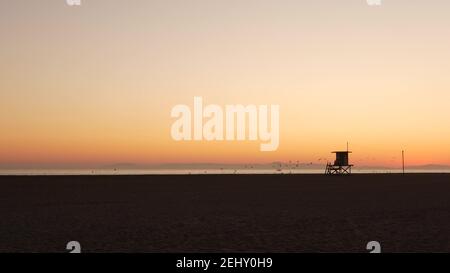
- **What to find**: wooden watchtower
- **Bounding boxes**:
[325,151,353,175]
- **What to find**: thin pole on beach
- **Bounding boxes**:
[402,150,405,174]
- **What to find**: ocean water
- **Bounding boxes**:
[1,168,449,175]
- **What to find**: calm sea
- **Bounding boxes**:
[1,169,449,175]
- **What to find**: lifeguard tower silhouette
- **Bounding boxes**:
[325,150,353,175]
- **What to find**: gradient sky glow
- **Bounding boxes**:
[1,0,450,169]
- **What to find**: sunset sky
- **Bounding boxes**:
[1,0,450,169]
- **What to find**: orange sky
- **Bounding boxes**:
[1,0,450,169]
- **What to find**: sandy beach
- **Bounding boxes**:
[0,174,449,253]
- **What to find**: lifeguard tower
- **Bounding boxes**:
[325,151,353,175]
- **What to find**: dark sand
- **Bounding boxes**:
[0,174,449,253]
